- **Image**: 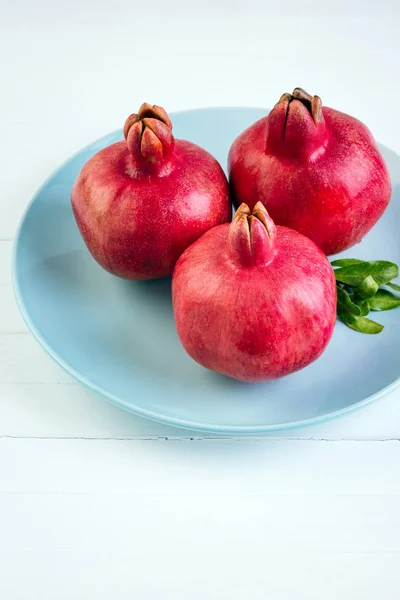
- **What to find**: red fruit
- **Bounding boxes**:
[72,103,231,279]
[172,202,337,382]
[228,88,391,255]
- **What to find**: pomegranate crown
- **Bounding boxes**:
[123,103,174,163]
[229,202,276,267]
[278,88,323,124]
[266,87,327,160]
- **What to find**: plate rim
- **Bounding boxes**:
[11,106,400,434]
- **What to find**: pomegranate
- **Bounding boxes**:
[228,88,391,255]
[172,202,337,382]
[72,103,231,279]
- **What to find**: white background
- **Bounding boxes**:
[1,1,400,598]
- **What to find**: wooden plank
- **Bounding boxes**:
[0,242,27,333]
[0,334,72,384]
[0,490,399,598]
[2,438,400,495]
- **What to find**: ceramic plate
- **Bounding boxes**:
[12,107,400,433]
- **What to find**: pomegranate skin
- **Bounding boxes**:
[228,89,391,255]
[72,104,231,279]
[172,203,337,382]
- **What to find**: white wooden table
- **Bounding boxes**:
[1,2,400,598]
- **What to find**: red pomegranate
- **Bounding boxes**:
[228,88,391,255]
[72,103,231,279]
[172,202,337,382]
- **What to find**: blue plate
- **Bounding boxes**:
[12,108,400,434]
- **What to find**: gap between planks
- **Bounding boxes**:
[1,435,400,442]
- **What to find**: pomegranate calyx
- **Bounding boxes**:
[252,201,276,240]
[266,87,328,160]
[229,202,276,267]
[124,103,174,164]
[286,88,323,124]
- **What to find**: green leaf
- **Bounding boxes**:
[354,275,379,299]
[331,258,366,267]
[369,289,400,311]
[346,316,384,335]
[334,261,398,287]
[353,298,370,316]
[332,257,399,334]
[337,304,358,325]
[337,303,383,333]
[336,286,361,315]
[387,282,400,292]
[365,262,398,285]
